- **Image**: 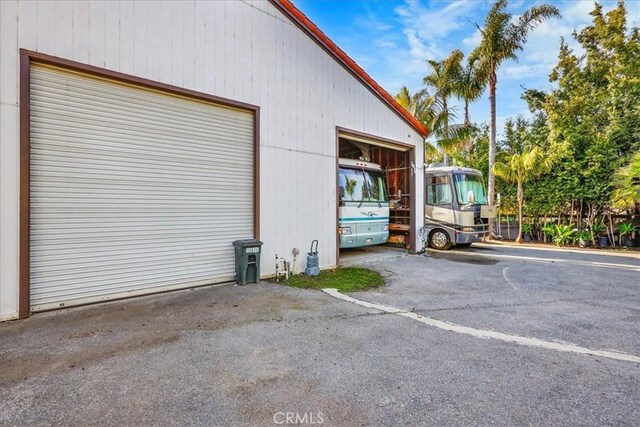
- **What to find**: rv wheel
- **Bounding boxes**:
[429,229,452,250]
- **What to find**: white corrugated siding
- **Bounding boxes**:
[29,63,254,311]
[1,1,424,319]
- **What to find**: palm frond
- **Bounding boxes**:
[493,162,513,181]
[493,146,551,185]
[394,86,430,120]
[424,142,440,159]
[510,5,561,49]
[612,150,640,208]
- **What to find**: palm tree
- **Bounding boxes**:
[422,99,476,163]
[450,56,486,154]
[472,0,560,236]
[395,87,475,164]
[612,150,640,212]
[423,50,464,165]
[395,86,429,119]
[454,56,486,128]
[493,147,550,243]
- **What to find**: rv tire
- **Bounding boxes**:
[429,229,452,250]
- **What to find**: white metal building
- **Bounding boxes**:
[0,0,426,320]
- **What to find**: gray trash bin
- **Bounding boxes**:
[232,239,263,285]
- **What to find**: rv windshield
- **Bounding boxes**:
[453,173,487,205]
[338,167,388,202]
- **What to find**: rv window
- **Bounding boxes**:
[338,167,388,202]
[426,175,453,205]
[453,174,487,205]
[363,171,388,202]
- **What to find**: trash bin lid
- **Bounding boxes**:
[232,239,263,247]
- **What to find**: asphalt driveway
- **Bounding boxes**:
[1,244,639,426]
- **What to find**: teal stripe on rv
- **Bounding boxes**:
[339,217,389,222]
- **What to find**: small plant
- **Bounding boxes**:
[552,224,576,247]
[591,222,605,238]
[521,223,533,242]
[542,223,556,243]
[617,222,637,246]
[591,221,610,247]
[576,229,592,247]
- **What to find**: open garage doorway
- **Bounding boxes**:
[336,128,416,266]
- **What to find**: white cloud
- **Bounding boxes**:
[462,28,482,50]
[507,0,525,11]
[404,28,427,59]
[501,64,546,79]
[393,27,449,83]
[353,15,393,32]
[395,0,480,42]
[562,0,598,26]
[375,38,397,49]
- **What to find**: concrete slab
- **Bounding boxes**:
[339,245,407,267]
[1,244,638,425]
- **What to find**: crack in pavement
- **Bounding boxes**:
[186,310,392,330]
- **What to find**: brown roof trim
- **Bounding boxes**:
[269,0,428,138]
[20,49,260,113]
[337,126,414,149]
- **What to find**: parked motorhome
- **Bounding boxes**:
[424,165,495,250]
[338,159,390,248]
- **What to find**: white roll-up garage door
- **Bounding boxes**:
[30,63,255,311]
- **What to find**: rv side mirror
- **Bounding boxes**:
[339,186,345,198]
[397,190,402,199]
[468,190,476,204]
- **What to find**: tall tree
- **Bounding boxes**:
[541,2,640,222]
[493,147,551,243]
[471,0,560,236]
[423,50,464,165]
[454,56,486,128]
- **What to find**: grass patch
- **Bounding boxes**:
[277,267,384,292]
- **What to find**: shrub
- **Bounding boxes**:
[576,229,592,242]
[591,222,605,238]
[617,222,637,244]
[552,224,576,246]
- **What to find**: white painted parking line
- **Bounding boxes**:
[502,267,518,291]
[447,250,640,272]
[474,242,640,259]
[323,288,640,364]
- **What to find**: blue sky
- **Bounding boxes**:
[292,0,640,136]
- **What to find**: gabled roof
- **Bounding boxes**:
[269,0,428,138]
